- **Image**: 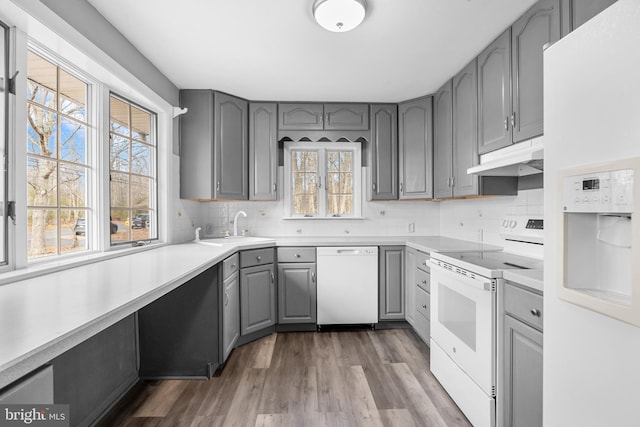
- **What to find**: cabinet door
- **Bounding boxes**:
[249,103,278,200]
[562,0,617,36]
[511,0,560,143]
[278,103,324,130]
[179,90,214,199]
[502,315,543,427]
[222,272,240,362]
[404,247,416,326]
[278,263,317,324]
[370,104,398,200]
[398,97,433,199]
[324,103,369,130]
[452,59,479,197]
[379,246,405,320]
[433,80,453,199]
[477,29,512,155]
[215,92,248,200]
[240,264,276,335]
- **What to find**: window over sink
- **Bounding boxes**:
[283,141,361,218]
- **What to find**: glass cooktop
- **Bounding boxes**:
[431,251,543,278]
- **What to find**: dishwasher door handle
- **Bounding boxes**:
[337,249,360,255]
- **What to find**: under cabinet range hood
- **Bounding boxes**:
[467,138,544,176]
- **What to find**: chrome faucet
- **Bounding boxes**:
[193,226,202,242]
[233,211,247,237]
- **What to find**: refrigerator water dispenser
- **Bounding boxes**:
[558,158,640,326]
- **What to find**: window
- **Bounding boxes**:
[109,95,157,244]
[26,51,90,260]
[284,142,361,218]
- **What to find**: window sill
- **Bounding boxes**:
[282,216,366,220]
[0,242,167,286]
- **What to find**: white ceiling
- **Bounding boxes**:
[87,0,538,103]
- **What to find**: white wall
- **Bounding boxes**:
[543,1,640,425]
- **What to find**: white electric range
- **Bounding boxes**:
[429,215,543,427]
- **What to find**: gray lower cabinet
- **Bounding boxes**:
[249,102,278,200]
[180,90,248,200]
[561,0,617,36]
[412,250,431,344]
[240,248,276,335]
[499,281,543,427]
[478,29,512,155]
[398,96,433,199]
[53,315,137,427]
[138,266,219,378]
[369,104,398,200]
[404,246,417,326]
[511,0,560,143]
[278,263,317,323]
[221,254,240,362]
[379,246,405,320]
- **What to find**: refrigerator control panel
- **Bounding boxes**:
[563,169,634,213]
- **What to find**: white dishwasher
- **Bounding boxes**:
[316,246,378,326]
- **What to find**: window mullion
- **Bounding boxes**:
[318,148,327,218]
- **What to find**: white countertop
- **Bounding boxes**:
[503,268,544,292]
[0,234,501,389]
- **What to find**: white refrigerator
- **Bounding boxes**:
[543,1,640,426]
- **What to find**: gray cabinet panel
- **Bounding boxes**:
[278,263,317,324]
[53,315,137,427]
[452,59,479,197]
[478,29,512,155]
[398,96,433,199]
[277,247,316,263]
[324,103,369,130]
[502,315,543,427]
[511,0,560,143]
[179,90,214,199]
[215,92,248,199]
[433,80,453,199]
[562,0,617,36]
[405,247,416,326]
[222,271,240,362]
[370,104,398,200]
[249,102,278,200]
[138,266,219,378]
[278,103,324,130]
[379,246,405,320]
[240,264,276,335]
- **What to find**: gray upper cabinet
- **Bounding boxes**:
[370,104,398,200]
[278,103,368,131]
[179,90,248,200]
[379,246,404,321]
[477,29,512,155]
[278,263,317,324]
[511,0,560,143]
[278,103,324,130]
[398,96,433,199]
[433,80,453,199]
[452,59,479,197]
[249,103,278,200]
[561,0,617,36]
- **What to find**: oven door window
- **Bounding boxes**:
[438,284,477,350]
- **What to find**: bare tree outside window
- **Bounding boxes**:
[26,52,89,259]
[109,95,157,244]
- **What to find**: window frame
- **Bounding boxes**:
[283,141,362,219]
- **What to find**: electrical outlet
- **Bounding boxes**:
[408,223,415,233]
[204,223,213,235]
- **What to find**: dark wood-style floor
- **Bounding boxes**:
[103,329,471,426]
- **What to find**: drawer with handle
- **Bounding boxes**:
[504,281,543,331]
[223,253,239,279]
[240,247,275,268]
[416,268,430,293]
[277,247,316,263]
[416,250,430,273]
[416,285,430,319]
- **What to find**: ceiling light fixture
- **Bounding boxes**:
[313,0,367,33]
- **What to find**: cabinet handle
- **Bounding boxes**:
[372,182,376,192]
[224,290,229,306]
[216,180,220,191]
[294,253,300,258]
[422,260,427,266]
[504,117,509,131]
[311,272,316,282]
[257,256,262,262]
[400,182,403,193]
[451,176,455,188]
[530,308,541,317]
[271,272,274,283]
[273,183,277,192]
[422,279,427,285]
[510,112,516,129]
[422,304,427,309]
